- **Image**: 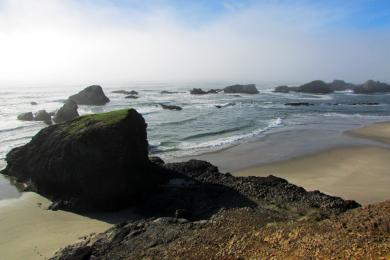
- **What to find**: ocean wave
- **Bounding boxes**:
[322,113,385,118]
[154,117,199,127]
[181,125,247,141]
[178,117,283,150]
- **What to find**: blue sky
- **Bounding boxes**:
[80,0,390,30]
[0,0,389,84]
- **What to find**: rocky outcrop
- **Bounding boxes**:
[2,109,159,211]
[51,159,360,260]
[224,84,259,94]
[328,80,355,91]
[17,112,34,121]
[190,88,220,95]
[34,110,52,125]
[296,80,333,94]
[53,100,79,124]
[68,85,110,106]
[160,104,182,111]
[354,80,390,94]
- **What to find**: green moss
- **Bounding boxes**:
[60,109,130,135]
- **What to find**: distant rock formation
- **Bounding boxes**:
[160,90,179,94]
[223,84,259,94]
[68,85,110,106]
[328,80,355,91]
[17,112,34,121]
[2,109,157,211]
[190,88,220,95]
[273,85,290,93]
[30,102,38,105]
[112,90,138,95]
[285,102,314,106]
[125,95,139,99]
[53,100,79,124]
[34,110,52,125]
[160,104,182,111]
[354,80,390,94]
[296,80,333,94]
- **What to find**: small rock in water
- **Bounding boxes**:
[160,103,182,111]
[17,112,34,121]
[30,101,38,105]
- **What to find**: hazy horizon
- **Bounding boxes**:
[1,0,390,86]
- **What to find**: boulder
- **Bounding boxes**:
[160,104,182,111]
[30,102,38,105]
[223,84,259,94]
[34,110,52,125]
[353,80,390,94]
[17,112,34,121]
[68,85,110,106]
[296,80,333,94]
[273,85,290,93]
[53,100,79,124]
[1,109,159,211]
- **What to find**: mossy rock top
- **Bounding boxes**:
[58,109,132,135]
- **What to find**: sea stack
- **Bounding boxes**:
[68,85,110,106]
[1,109,157,211]
[223,84,259,94]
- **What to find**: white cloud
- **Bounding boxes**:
[0,0,389,86]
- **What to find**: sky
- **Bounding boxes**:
[0,0,389,85]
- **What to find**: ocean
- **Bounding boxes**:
[1,82,390,199]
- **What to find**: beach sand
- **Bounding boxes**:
[0,193,113,260]
[235,122,390,205]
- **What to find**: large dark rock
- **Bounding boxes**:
[328,80,355,91]
[296,80,333,94]
[53,100,79,124]
[1,109,159,211]
[69,85,110,106]
[224,84,259,94]
[17,112,34,121]
[34,110,52,125]
[353,80,390,94]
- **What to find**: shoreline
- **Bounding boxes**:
[232,121,390,205]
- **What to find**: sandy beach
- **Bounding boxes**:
[0,192,139,260]
[235,122,390,205]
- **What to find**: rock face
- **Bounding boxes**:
[354,80,390,94]
[34,110,52,125]
[160,104,182,111]
[224,84,259,94]
[69,85,110,106]
[53,100,79,124]
[17,112,34,121]
[1,109,158,211]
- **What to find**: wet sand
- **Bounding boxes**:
[0,192,137,260]
[235,122,390,205]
